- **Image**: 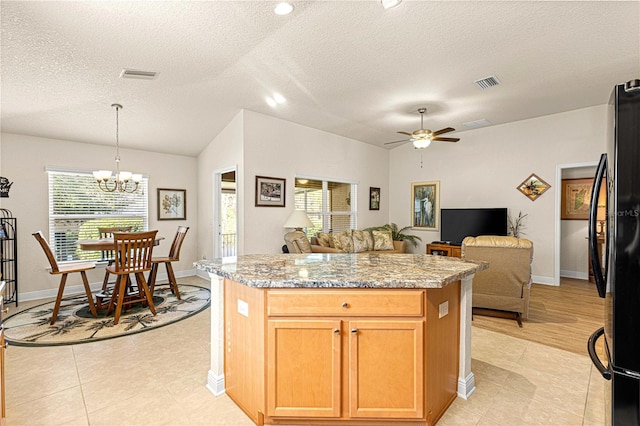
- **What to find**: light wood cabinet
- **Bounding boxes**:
[224,279,460,426]
[348,319,424,419]
[267,319,341,418]
[426,243,461,258]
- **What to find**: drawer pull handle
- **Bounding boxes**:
[351,328,358,334]
[333,328,340,335]
[342,302,349,309]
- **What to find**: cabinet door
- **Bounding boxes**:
[267,319,342,418]
[348,320,424,419]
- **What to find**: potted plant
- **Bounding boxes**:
[508,211,528,238]
[364,223,422,248]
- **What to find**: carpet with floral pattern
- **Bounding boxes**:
[3,284,210,347]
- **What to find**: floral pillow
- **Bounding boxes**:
[352,230,373,252]
[316,232,333,248]
[293,235,313,253]
[372,230,394,251]
[332,230,354,253]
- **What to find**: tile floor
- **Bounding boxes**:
[5,276,605,425]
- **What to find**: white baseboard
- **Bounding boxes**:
[560,270,589,280]
[206,370,226,396]
[457,372,476,400]
[532,275,556,286]
[19,268,197,302]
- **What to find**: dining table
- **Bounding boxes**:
[77,236,165,252]
[77,235,165,310]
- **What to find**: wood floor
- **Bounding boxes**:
[471,277,605,356]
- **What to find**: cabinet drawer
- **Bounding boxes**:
[267,290,424,317]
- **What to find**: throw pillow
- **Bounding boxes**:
[372,230,394,251]
[293,235,313,253]
[352,230,372,252]
[316,232,332,248]
[333,230,354,253]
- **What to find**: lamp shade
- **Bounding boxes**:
[283,210,313,230]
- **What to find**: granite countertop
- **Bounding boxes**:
[194,253,488,289]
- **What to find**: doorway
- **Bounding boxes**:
[554,161,597,285]
[215,168,237,259]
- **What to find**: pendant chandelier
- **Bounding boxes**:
[93,103,141,193]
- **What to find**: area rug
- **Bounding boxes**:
[3,284,210,347]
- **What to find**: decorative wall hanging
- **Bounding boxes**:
[158,188,186,220]
[517,173,550,201]
[255,176,286,207]
[369,187,380,210]
[411,181,440,230]
[561,178,597,220]
[0,177,13,198]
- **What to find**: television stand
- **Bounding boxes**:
[426,242,462,258]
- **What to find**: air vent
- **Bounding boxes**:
[473,75,501,89]
[463,118,492,129]
[120,69,159,80]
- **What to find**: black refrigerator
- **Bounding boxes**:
[588,79,640,426]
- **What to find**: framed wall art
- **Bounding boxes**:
[369,187,380,210]
[158,188,186,220]
[411,181,440,230]
[517,173,550,201]
[561,178,595,220]
[255,175,286,207]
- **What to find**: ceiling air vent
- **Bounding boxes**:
[463,118,492,129]
[120,69,159,80]
[473,75,501,89]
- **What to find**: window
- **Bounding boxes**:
[47,168,149,263]
[294,178,356,236]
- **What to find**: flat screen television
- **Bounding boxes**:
[440,208,508,245]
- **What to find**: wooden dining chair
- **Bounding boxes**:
[32,231,98,325]
[148,226,189,299]
[106,230,158,325]
[96,226,133,309]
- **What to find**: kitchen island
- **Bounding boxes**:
[195,253,487,426]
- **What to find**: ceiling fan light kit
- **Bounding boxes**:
[381,0,402,9]
[384,107,460,149]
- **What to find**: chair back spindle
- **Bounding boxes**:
[112,231,157,274]
[32,231,60,273]
[168,226,189,261]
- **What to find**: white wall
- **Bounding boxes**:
[0,133,198,300]
[241,111,390,254]
[389,105,607,282]
[196,110,244,260]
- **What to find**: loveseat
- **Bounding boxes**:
[461,235,533,326]
[284,229,405,254]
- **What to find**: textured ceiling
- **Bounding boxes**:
[1,1,639,157]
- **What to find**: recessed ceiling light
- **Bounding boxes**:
[274,2,294,15]
[381,0,402,10]
[266,97,277,107]
[273,93,286,104]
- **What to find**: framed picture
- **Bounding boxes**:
[411,181,440,230]
[158,188,186,220]
[255,176,286,207]
[561,178,595,220]
[369,187,380,210]
[517,173,550,201]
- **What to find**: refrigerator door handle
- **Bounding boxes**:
[588,327,611,380]
[589,153,608,298]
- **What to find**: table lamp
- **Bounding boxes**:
[283,210,313,231]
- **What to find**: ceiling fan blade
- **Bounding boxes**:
[397,131,413,136]
[432,137,460,142]
[384,139,410,145]
[431,127,455,136]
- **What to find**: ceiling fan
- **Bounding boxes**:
[385,108,459,149]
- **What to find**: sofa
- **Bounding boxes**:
[461,235,533,327]
[284,229,405,254]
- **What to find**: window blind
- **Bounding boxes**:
[294,178,356,236]
[47,170,149,263]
